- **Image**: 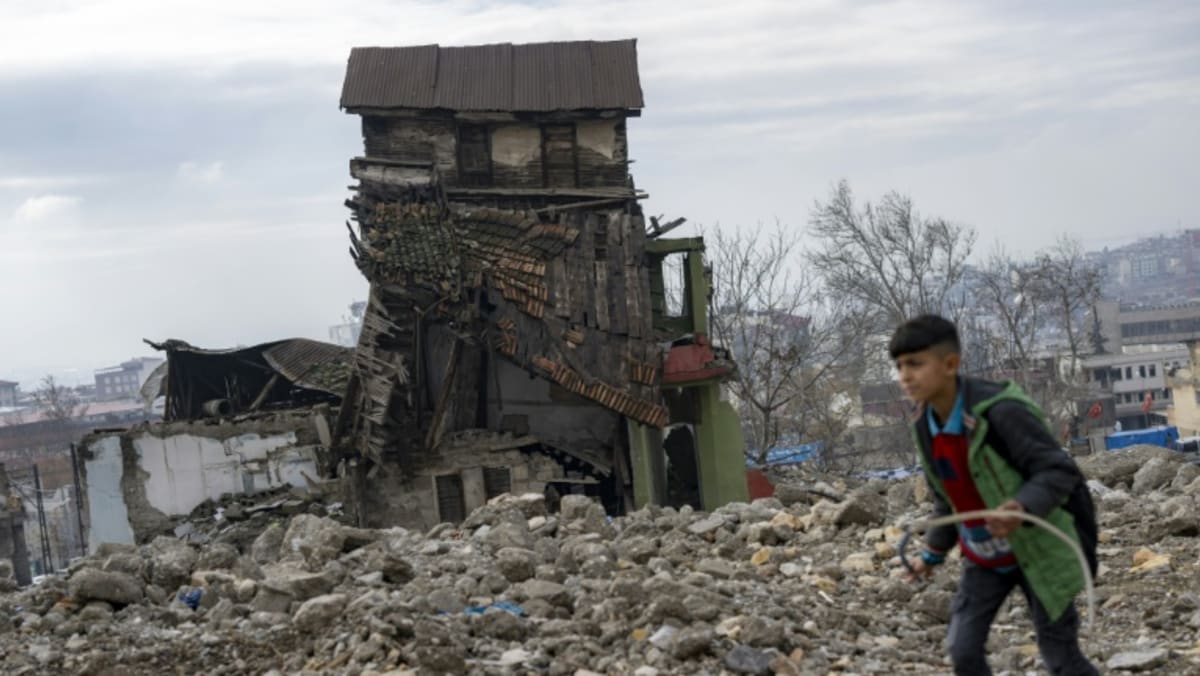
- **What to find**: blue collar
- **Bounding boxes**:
[927,390,965,436]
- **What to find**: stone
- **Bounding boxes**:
[426,587,466,614]
[482,520,534,551]
[1130,548,1171,573]
[779,562,804,578]
[366,549,415,584]
[196,543,240,570]
[78,601,114,622]
[473,607,528,641]
[840,552,875,574]
[886,481,915,513]
[486,546,535,583]
[251,583,295,614]
[292,593,348,631]
[750,547,772,566]
[687,515,727,535]
[615,535,657,564]
[697,558,736,579]
[519,579,570,608]
[261,565,336,601]
[834,490,887,527]
[1172,463,1200,489]
[769,654,804,676]
[251,524,285,565]
[413,645,466,673]
[280,515,346,566]
[874,541,897,559]
[671,626,715,659]
[649,625,678,650]
[94,542,138,558]
[772,484,812,507]
[738,616,785,649]
[724,644,774,675]
[68,568,144,606]
[559,494,612,535]
[1132,457,1175,495]
[223,503,246,521]
[101,551,145,579]
[1150,515,1200,540]
[235,578,258,604]
[1106,648,1167,671]
[809,575,838,593]
[915,590,954,623]
[149,537,198,590]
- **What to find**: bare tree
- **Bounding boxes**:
[706,222,870,463]
[809,180,977,328]
[971,246,1051,383]
[1030,236,1103,377]
[33,375,88,425]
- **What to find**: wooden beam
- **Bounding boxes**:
[248,374,280,412]
[425,338,463,451]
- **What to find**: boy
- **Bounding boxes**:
[892,315,1098,676]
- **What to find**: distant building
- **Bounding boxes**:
[94,357,164,401]
[328,300,367,348]
[0,381,17,408]
[858,381,907,423]
[1081,344,1187,430]
[1095,299,1200,351]
[1093,229,1200,305]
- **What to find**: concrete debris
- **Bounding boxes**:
[0,444,1194,673]
[1107,649,1169,671]
[1132,457,1176,495]
[67,568,144,606]
[723,644,775,675]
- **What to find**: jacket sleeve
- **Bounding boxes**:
[988,400,1083,517]
[923,475,958,552]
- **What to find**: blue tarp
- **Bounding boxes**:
[1105,425,1179,450]
[747,440,825,467]
[859,465,921,481]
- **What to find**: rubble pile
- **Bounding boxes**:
[1,446,1199,674]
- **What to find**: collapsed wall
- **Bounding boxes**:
[77,410,332,548]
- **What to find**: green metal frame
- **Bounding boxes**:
[635,237,748,510]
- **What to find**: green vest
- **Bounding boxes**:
[915,382,1084,621]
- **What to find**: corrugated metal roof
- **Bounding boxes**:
[262,339,353,394]
[341,39,643,112]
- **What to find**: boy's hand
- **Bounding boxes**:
[903,555,935,583]
[985,499,1025,538]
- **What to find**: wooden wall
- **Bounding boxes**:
[361,115,630,190]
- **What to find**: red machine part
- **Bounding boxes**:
[661,334,734,385]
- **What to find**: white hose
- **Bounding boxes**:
[902,508,1095,637]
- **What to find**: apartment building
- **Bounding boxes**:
[1082,345,1188,430]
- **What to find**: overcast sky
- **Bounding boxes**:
[2,0,1198,388]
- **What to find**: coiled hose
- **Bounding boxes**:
[897,508,1095,635]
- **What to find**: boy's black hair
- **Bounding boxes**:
[889,314,961,359]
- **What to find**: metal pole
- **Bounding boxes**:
[32,464,53,574]
[69,443,86,557]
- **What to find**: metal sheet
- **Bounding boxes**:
[341,39,643,112]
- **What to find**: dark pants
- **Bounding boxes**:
[946,563,1098,676]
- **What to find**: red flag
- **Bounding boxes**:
[1087,401,1103,419]
[1141,392,1153,413]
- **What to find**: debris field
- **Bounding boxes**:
[1,445,1198,675]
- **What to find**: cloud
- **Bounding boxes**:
[0,0,1197,376]
[0,174,101,190]
[12,194,81,225]
[177,160,225,184]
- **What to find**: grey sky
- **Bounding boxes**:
[2,0,1198,388]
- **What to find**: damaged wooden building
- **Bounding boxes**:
[335,38,748,529]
